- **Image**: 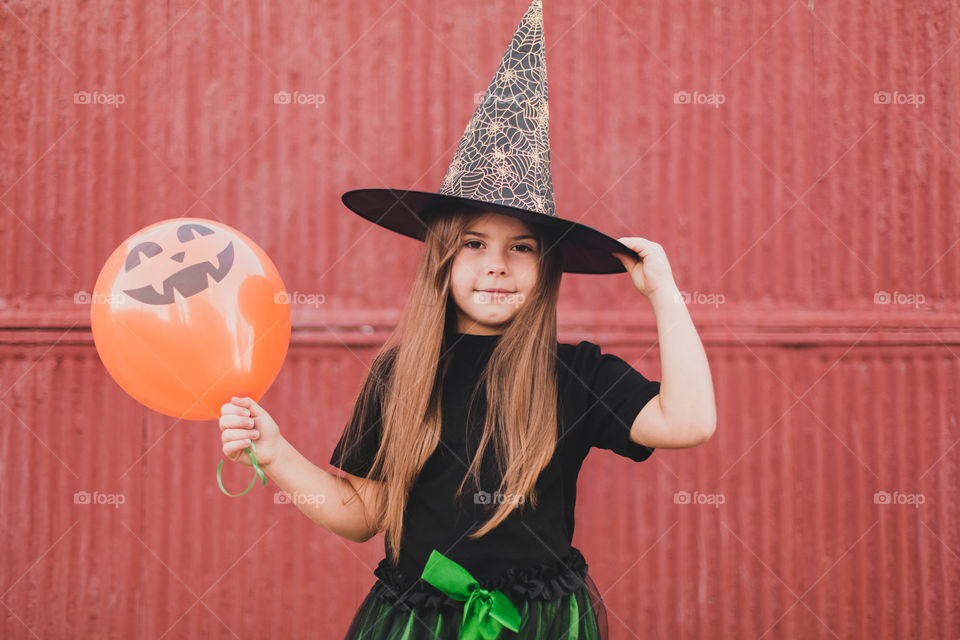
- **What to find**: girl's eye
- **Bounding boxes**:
[463,240,537,252]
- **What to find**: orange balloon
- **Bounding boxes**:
[90,218,291,420]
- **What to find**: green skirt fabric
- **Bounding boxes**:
[341,547,608,639]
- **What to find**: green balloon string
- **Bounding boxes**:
[217,440,267,497]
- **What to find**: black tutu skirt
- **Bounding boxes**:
[341,546,608,639]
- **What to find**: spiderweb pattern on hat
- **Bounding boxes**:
[439,0,556,218]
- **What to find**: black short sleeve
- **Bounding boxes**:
[567,340,660,462]
[328,349,396,477]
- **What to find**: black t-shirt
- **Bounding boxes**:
[328,331,660,583]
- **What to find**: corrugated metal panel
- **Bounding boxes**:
[3,340,958,638]
[2,0,958,638]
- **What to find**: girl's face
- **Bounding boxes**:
[449,212,541,335]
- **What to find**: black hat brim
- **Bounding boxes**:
[341,188,638,275]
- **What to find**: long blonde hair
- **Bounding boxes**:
[333,207,565,564]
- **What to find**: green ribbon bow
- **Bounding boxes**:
[420,549,522,640]
[216,440,267,497]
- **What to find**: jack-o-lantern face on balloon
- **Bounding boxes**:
[121,223,236,305]
[91,218,290,421]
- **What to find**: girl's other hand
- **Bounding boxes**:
[219,396,283,468]
[612,237,678,299]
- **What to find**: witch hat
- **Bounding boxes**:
[341,0,639,274]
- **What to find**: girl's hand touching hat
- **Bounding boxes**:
[612,237,678,299]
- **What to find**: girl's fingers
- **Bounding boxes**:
[223,439,252,456]
[219,414,256,431]
[616,237,653,255]
[230,396,267,418]
[221,427,259,442]
[613,251,638,271]
[220,402,251,417]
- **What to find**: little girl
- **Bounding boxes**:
[220,2,715,637]
[219,208,715,640]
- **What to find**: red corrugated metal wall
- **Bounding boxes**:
[2,1,958,638]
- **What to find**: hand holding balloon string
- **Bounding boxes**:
[218,396,284,496]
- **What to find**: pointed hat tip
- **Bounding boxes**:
[437,0,554,217]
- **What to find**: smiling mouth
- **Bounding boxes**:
[123,242,235,305]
